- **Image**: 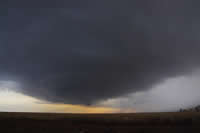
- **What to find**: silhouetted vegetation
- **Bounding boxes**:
[180,105,200,112]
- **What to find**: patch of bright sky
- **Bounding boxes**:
[0,81,131,113]
[0,90,128,113]
[99,73,200,112]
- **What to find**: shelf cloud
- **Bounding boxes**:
[2,0,200,105]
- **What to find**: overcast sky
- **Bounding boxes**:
[1,0,200,113]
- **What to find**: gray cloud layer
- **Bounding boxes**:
[1,0,200,104]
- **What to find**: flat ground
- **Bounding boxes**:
[0,112,200,133]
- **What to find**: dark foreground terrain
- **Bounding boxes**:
[0,112,200,133]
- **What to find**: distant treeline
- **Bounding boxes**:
[180,105,200,112]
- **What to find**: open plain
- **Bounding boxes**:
[0,112,200,133]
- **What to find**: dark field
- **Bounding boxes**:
[0,112,200,133]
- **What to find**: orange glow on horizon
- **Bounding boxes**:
[40,103,137,113]
[41,103,120,113]
[0,90,136,113]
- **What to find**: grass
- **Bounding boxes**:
[0,112,200,133]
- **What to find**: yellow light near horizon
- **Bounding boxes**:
[0,90,135,113]
[41,103,121,113]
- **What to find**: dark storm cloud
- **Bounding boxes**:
[1,0,200,104]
